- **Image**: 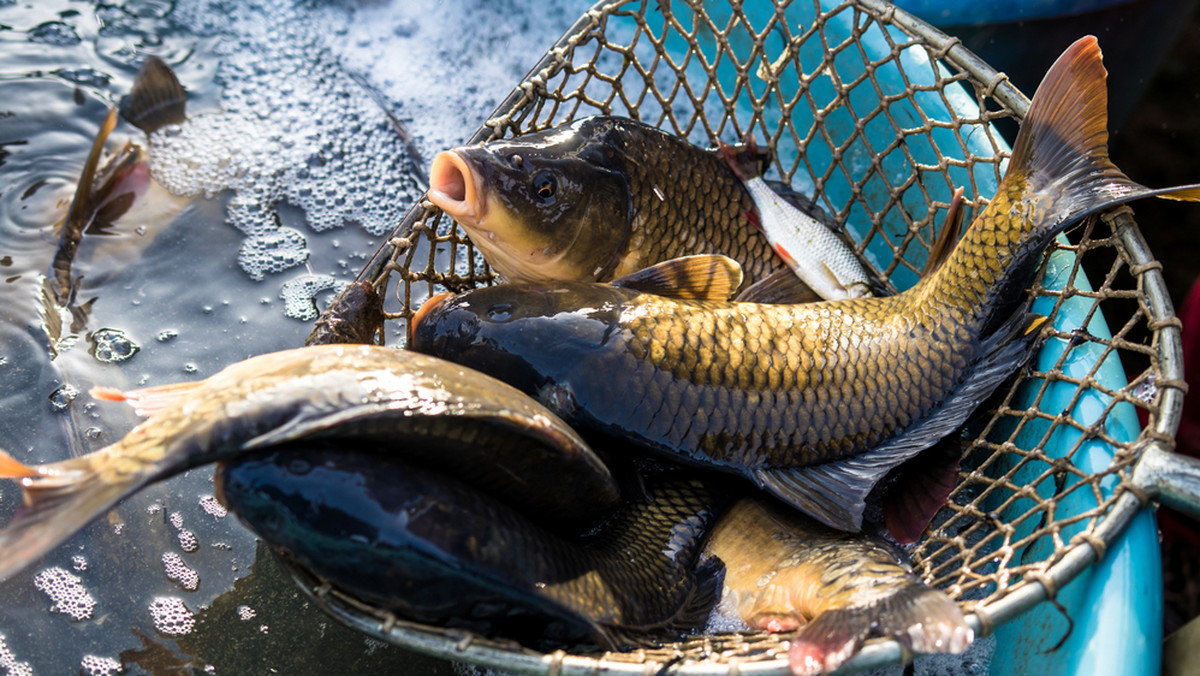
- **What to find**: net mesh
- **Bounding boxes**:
[312,0,1182,669]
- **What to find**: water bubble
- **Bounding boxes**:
[199,495,228,518]
[54,67,112,88]
[183,363,198,374]
[280,273,344,321]
[29,21,81,46]
[72,555,87,572]
[162,552,199,591]
[178,530,199,552]
[157,329,179,342]
[0,634,32,676]
[48,384,79,412]
[84,427,102,440]
[1134,373,1158,404]
[80,654,121,676]
[90,328,140,364]
[33,567,97,621]
[237,228,310,280]
[148,597,195,636]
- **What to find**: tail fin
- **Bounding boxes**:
[788,583,972,675]
[0,453,141,582]
[121,55,187,135]
[91,380,205,418]
[1005,36,1200,229]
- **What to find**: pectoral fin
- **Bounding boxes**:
[735,267,822,304]
[612,254,744,301]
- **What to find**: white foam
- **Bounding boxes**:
[148,597,196,636]
[0,634,32,676]
[162,552,200,591]
[33,566,97,621]
[80,654,122,676]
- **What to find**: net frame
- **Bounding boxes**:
[301,0,1190,672]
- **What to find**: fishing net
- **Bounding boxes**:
[301,0,1188,672]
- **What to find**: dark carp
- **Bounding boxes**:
[216,444,727,649]
[0,345,618,581]
[411,37,1200,531]
[428,115,783,286]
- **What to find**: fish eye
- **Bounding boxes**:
[532,172,557,204]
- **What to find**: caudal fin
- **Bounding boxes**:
[788,583,972,675]
[1005,36,1200,231]
[0,452,140,582]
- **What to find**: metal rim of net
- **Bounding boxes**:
[299,0,1187,672]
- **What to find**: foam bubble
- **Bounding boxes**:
[148,597,196,636]
[162,552,200,591]
[154,0,425,284]
[237,605,256,621]
[80,654,122,676]
[72,555,87,571]
[89,328,140,364]
[199,495,228,518]
[280,273,345,321]
[33,566,97,621]
[0,634,32,676]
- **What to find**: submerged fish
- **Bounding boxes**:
[216,444,727,649]
[704,498,971,675]
[720,139,872,300]
[428,115,783,285]
[0,345,618,581]
[412,37,1200,531]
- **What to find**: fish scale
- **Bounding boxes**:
[413,37,1200,531]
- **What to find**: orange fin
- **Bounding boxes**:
[1004,36,1200,234]
[91,380,205,417]
[612,254,744,301]
[924,187,965,276]
[0,449,40,478]
[0,462,138,582]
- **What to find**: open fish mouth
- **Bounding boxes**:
[429,149,488,228]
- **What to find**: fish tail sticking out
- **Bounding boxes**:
[997,36,1200,238]
[0,448,141,581]
[788,583,972,676]
[121,55,187,135]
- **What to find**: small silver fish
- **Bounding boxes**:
[721,140,871,300]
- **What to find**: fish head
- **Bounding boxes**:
[409,281,626,413]
[428,118,634,283]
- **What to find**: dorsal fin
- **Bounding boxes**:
[923,187,965,276]
[716,137,770,182]
[122,55,187,135]
[735,266,822,304]
[612,254,744,301]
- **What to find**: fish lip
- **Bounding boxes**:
[429,149,488,227]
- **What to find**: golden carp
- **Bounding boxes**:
[705,498,971,675]
[411,37,1200,531]
[0,345,619,581]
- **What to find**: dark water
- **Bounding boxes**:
[0,0,588,672]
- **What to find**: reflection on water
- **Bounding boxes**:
[0,0,589,672]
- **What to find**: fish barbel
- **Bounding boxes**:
[705,498,971,675]
[412,37,1200,531]
[217,445,728,649]
[428,115,783,285]
[0,345,618,581]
